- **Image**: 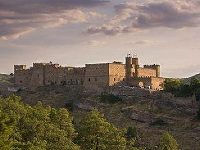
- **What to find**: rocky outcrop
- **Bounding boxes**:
[130,110,154,123]
[110,86,153,97]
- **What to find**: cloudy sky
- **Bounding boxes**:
[0,0,200,78]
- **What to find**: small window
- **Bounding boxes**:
[20,80,22,83]
[88,78,91,82]
[38,74,40,78]
[114,78,116,81]
[95,78,97,82]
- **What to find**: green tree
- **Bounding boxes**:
[195,88,200,102]
[125,127,139,150]
[125,126,137,141]
[164,78,199,97]
[159,132,178,150]
[190,77,200,92]
[0,110,15,150]
[76,110,126,150]
[0,96,79,150]
[196,106,200,120]
[179,84,193,97]
[49,108,75,138]
[164,79,182,96]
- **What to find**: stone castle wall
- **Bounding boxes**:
[150,77,165,90]
[14,56,165,91]
[84,63,109,91]
[14,69,32,86]
[137,68,157,77]
[108,63,126,86]
[14,63,85,88]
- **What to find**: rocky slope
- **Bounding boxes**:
[1,72,200,149]
[73,91,199,150]
[16,85,200,150]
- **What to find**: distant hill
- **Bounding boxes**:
[192,73,200,79]
[182,73,200,84]
[0,74,13,87]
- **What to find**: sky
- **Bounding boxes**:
[0,0,200,78]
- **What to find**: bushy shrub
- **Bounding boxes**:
[150,118,168,126]
[195,88,200,101]
[196,104,200,120]
[125,126,137,140]
[164,77,200,98]
[65,102,73,111]
[159,132,178,150]
[99,93,122,104]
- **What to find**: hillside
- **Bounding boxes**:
[182,73,200,84]
[0,74,13,85]
[1,73,200,149]
[0,74,14,94]
[12,85,200,150]
[72,90,199,150]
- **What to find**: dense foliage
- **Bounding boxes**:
[0,95,179,150]
[0,95,79,150]
[164,77,200,98]
[159,132,178,150]
[76,110,127,150]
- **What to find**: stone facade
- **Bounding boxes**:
[14,56,165,91]
[137,68,157,78]
[14,62,85,88]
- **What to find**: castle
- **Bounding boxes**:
[14,55,165,91]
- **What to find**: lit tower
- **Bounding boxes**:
[125,53,133,80]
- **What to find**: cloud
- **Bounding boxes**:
[86,40,106,47]
[127,40,155,46]
[164,64,200,78]
[87,0,200,35]
[0,0,109,40]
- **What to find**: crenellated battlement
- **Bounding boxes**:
[144,64,160,68]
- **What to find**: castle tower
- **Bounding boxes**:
[132,56,139,77]
[14,65,26,73]
[125,54,133,80]
[125,53,140,79]
[132,57,139,66]
[143,64,160,77]
[14,65,27,84]
[154,65,160,77]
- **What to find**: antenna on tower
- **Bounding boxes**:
[127,52,131,57]
[131,50,137,58]
[133,53,137,58]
